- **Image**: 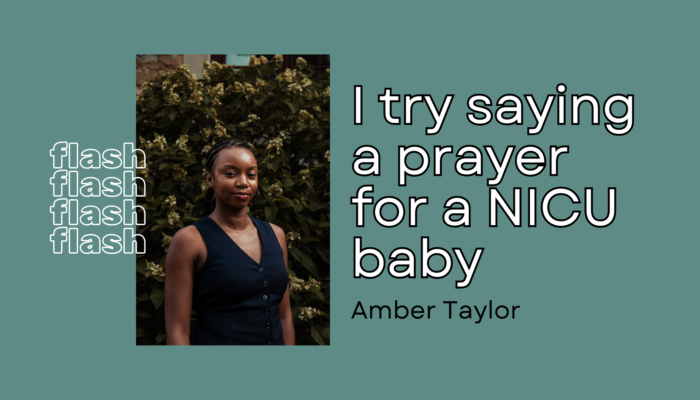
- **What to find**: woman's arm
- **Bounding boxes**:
[272,224,295,345]
[164,226,203,345]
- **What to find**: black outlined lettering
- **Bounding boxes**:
[388,248,416,278]
[350,185,374,227]
[572,94,600,125]
[542,187,581,227]
[528,187,537,227]
[354,237,384,279]
[354,85,363,125]
[398,145,429,186]
[557,83,567,125]
[408,197,428,227]
[549,146,569,176]
[585,187,616,227]
[484,146,515,186]
[489,188,521,227]
[352,145,381,176]
[495,94,523,125]
[424,94,454,135]
[374,196,405,228]
[515,145,546,177]
[455,146,483,176]
[604,94,634,135]
[524,94,555,135]
[421,237,452,279]
[453,248,484,288]
[466,94,492,125]
[378,88,401,125]
[404,95,424,125]
[443,197,471,227]
[433,145,453,176]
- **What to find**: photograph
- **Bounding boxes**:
[135,54,330,345]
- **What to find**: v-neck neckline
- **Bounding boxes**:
[208,215,264,266]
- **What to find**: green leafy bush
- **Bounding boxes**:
[135,55,330,345]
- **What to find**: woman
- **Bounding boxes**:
[164,139,295,345]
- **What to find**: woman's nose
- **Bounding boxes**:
[235,175,250,187]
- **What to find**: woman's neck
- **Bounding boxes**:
[210,205,252,232]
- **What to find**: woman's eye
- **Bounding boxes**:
[248,174,257,178]
[225,172,236,177]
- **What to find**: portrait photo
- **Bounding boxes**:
[135,54,330,345]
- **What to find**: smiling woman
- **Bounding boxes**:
[136,55,330,346]
[164,139,295,345]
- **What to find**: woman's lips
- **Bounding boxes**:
[232,193,250,200]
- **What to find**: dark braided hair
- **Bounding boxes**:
[206,139,254,173]
[204,139,255,214]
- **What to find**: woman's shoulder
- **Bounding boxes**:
[252,217,286,243]
[174,224,201,239]
[269,223,285,241]
[171,224,206,249]
[165,224,207,270]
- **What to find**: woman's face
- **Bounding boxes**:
[206,147,258,209]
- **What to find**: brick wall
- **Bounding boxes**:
[136,55,183,94]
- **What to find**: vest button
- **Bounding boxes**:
[263,280,268,286]
[266,322,271,328]
[267,339,272,344]
[262,294,268,300]
[265,308,270,314]
[258,268,264,273]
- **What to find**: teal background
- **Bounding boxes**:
[1,1,697,398]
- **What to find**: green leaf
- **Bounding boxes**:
[311,325,326,345]
[148,98,161,108]
[156,117,171,128]
[136,262,145,275]
[150,224,165,232]
[181,120,193,135]
[289,247,303,262]
[299,253,321,279]
[137,292,150,302]
[284,100,299,113]
[137,310,153,319]
[297,238,320,243]
[155,333,167,345]
[264,206,275,222]
[151,285,164,310]
[298,218,311,237]
[319,325,330,339]
[158,180,179,192]
[316,246,330,264]
[309,287,325,301]
[310,202,326,211]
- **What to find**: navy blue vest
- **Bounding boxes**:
[190,216,288,345]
